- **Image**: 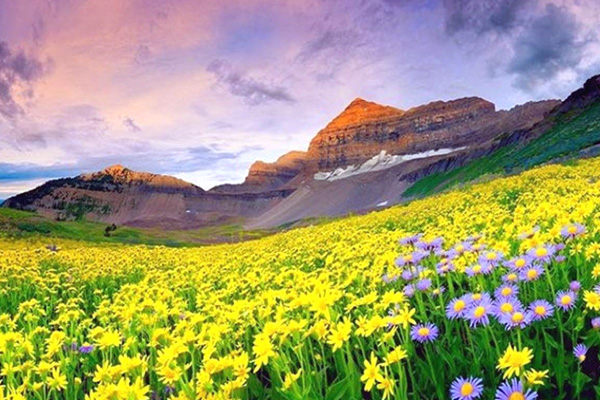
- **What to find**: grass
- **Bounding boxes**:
[0,208,273,246]
[403,101,600,198]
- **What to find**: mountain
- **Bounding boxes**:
[3,164,292,229]
[6,74,600,230]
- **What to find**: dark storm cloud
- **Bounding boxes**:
[508,3,590,90]
[206,59,295,105]
[123,117,141,132]
[443,0,533,35]
[0,41,49,120]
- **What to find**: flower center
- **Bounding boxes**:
[515,259,526,268]
[534,306,546,315]
[508,393,525,400]
[460,382,474,396]
[473,265,482,273]
[561,295,572,305]
[501,287,512,296]
[527,269,538,279]
[501,303,513,313]
[486,252,497,260]
[568,226,577,234]
[417,328,430,336]
[474,306,485,318]
[535,247,548,257]
[512,312,524,323]
[472,294,482,301]
[454,300,466,312]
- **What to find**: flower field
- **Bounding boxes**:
[4,158,600,399]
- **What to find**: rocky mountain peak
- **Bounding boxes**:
[324,98,405,131]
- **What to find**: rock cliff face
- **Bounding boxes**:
[306,97,557,170]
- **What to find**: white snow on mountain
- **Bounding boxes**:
[314,148,466,182]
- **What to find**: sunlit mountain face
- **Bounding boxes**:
[1,0,600,199]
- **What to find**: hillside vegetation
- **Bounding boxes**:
[2,156,600,398]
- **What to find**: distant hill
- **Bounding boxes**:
[5,74,600,229]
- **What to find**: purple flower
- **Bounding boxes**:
[446,296,471,320]
[78,345,95,354]
[479,251,503,268]
[450,376,483,400]
[494,284,519,299]
[527,245,555,264]
[466,264,485,277]
[502,272,520,283]
[556,290,577,311]
[561,223,586,239]
[495,379,537,400]
[399,233,422,246]
[415,237,444,252]
[520,265,544,282]
[416,278,432,291]
[528,300,554,321]
[410,322,439,343]
[570,281,581,292]
[505,256,530,271]
[466,298,493,328]
[432,286,446,297]
[498,310,533,330]
[400,269,414,281]
[493,297,522,317]
[574,344,588,363]
[592,317,600,329]
[403,284,415,298]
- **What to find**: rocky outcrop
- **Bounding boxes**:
[306,97,559,170]
[211,151,308,194]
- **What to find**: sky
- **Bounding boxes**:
[1,0,600,198]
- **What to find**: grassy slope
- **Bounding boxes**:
[0,208,272,246]
[403,101,600,198]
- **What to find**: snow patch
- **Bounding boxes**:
[376,201,388,207]
[314,148,467,181]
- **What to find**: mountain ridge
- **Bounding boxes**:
[8,74,600,229]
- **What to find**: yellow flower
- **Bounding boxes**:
[46,368,67,392]
[376,375,395,400]
[360,352,383,392]
[384,346,407,365]
[592,265,600,279]
[96,330,121,350]
[584,290,600,311]
[396,307,416,329]
[524,369,549,386]
[156,364,182,386]
[497,345,533,379]
[327,318,352,352]
[282,368,302,390]
[252,335,276,372]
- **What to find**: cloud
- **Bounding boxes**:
[0,41,49,120]
[123,117,141,132]
[206,59,295,105]
[508,3,590,90]
[443,0,533,35]
[296,29,362,62]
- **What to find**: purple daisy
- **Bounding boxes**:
[399,233,423,246]
[505,256,530,271]
[520,265,544,282]
[555,290,577,311]
[446,296,471,320]
[450,376,483,400]
[466,298,493,328]
[78,345,95,354]
[494,284,519,299]
[528,300,554,321]
[570,280,581,292]
[498,310,533,330]
[415,237,444,252]
[502,272,520,283]
[416,278,432,291]
[574,344,588,363]
[466,264,485,277]
[561,223,586,239]
[493,297,522,317]
[495,379,537,400]
[527,245,555,264]
[403,284,416,298]
[592,317,600,329]
[479,251,504,268]
[410,323,439,343]
[400,269,414,281]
